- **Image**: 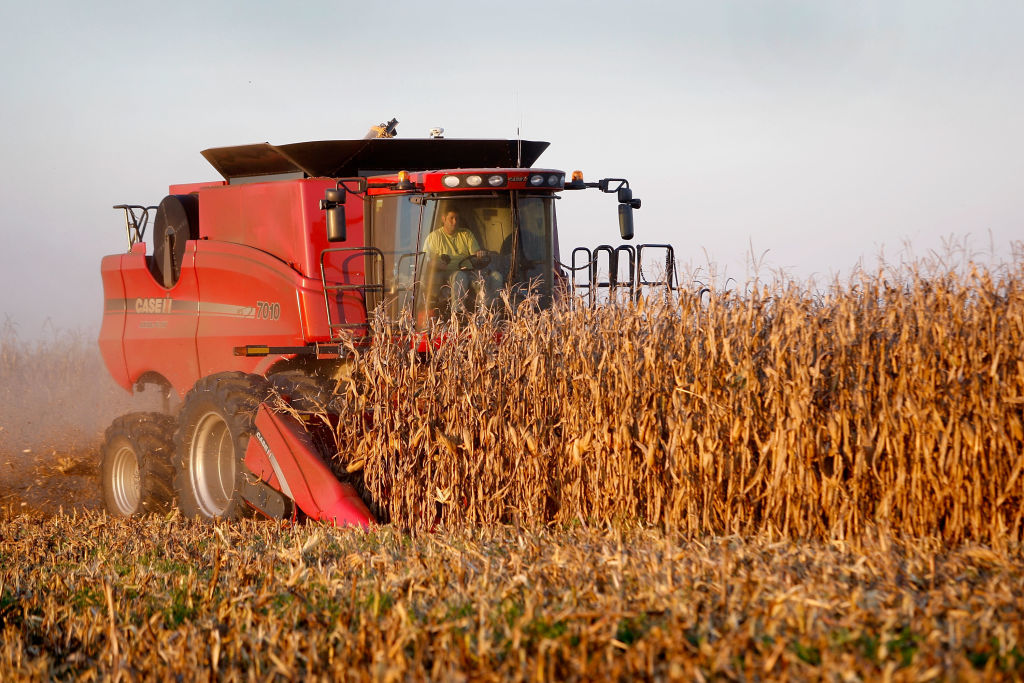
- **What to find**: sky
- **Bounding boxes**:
[1,0,1022,335]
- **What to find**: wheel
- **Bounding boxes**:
[99,412,177,516]
[174,372,268,520]
[456,252,491,270]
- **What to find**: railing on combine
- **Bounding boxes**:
[113,204,158,249]
[320,247,385,340]
[636,243,677,293]
[566,244,677,306]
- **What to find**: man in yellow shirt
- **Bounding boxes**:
[424,209,485,264]
[423,210,497,313]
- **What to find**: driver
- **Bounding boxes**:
[424,210,494,312]
[425,209,486,264]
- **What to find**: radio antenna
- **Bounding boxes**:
[515,90,522,167]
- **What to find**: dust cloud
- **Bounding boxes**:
[0,320,163,516]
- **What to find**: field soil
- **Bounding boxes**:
[0,441,102,518]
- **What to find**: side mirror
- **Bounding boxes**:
[321,188,347,243]
[618,186,642,209]
[326,207,346,242]
[618,204,634,240]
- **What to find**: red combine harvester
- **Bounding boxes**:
[99,120,667,525]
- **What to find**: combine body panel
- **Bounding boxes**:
[98,125,656,526]
[99,254,130,391]
[122,242,201,395]
[197,179,338,280]
[99,177,375,396]
[193,240,310,378]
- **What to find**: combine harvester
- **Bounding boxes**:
[98,119,674,525]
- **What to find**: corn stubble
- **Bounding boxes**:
[328,258,1024,543]
[1,514,1022,680]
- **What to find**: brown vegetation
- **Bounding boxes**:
[3,253,1024,679]
[1,514,1022,680]
[323,256,1024,543]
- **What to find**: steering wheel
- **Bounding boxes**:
[456,252,492,270]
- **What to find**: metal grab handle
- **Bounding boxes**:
[570,247,593,306]
[319,247,385,337]
[113,204,158,249]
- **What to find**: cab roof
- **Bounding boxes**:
[201,139,550,182]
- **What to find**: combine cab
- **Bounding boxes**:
[98,121,667,524]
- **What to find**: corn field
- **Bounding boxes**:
[319,255,1024,543]
[1,513,1022,680]
[3,253,1024,679]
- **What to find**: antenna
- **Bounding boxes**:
[515,90,522,167]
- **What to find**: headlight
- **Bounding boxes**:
[488,174,505,187]
[547,174,559,186]
[529,174,544,186]
[442,175,460,188]
[466,175,483,187]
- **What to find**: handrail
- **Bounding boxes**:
[319,247,385,340]
[636,244,677,291]
[567,242,678,306]
[113,204,158,249]
[569,247,593,306]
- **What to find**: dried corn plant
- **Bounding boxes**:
[1,513,1021,680]
[322,255,1024,543]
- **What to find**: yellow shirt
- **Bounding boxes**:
[424,228,480,267]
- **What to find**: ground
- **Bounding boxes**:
[0,440,101,518]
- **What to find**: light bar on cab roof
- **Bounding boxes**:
[435,171,564,190]
[528,173,564,188]
[442,173,508,188]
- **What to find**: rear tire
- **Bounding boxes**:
[174,372,268,520]
[99,412,177,516]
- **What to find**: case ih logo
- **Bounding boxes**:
[135,298,172,314]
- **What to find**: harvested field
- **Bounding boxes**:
[1,515,1022,680]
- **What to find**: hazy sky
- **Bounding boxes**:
[1,1,1022,334]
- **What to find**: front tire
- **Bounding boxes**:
[174,372,268,520]
[99,412,177,516]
